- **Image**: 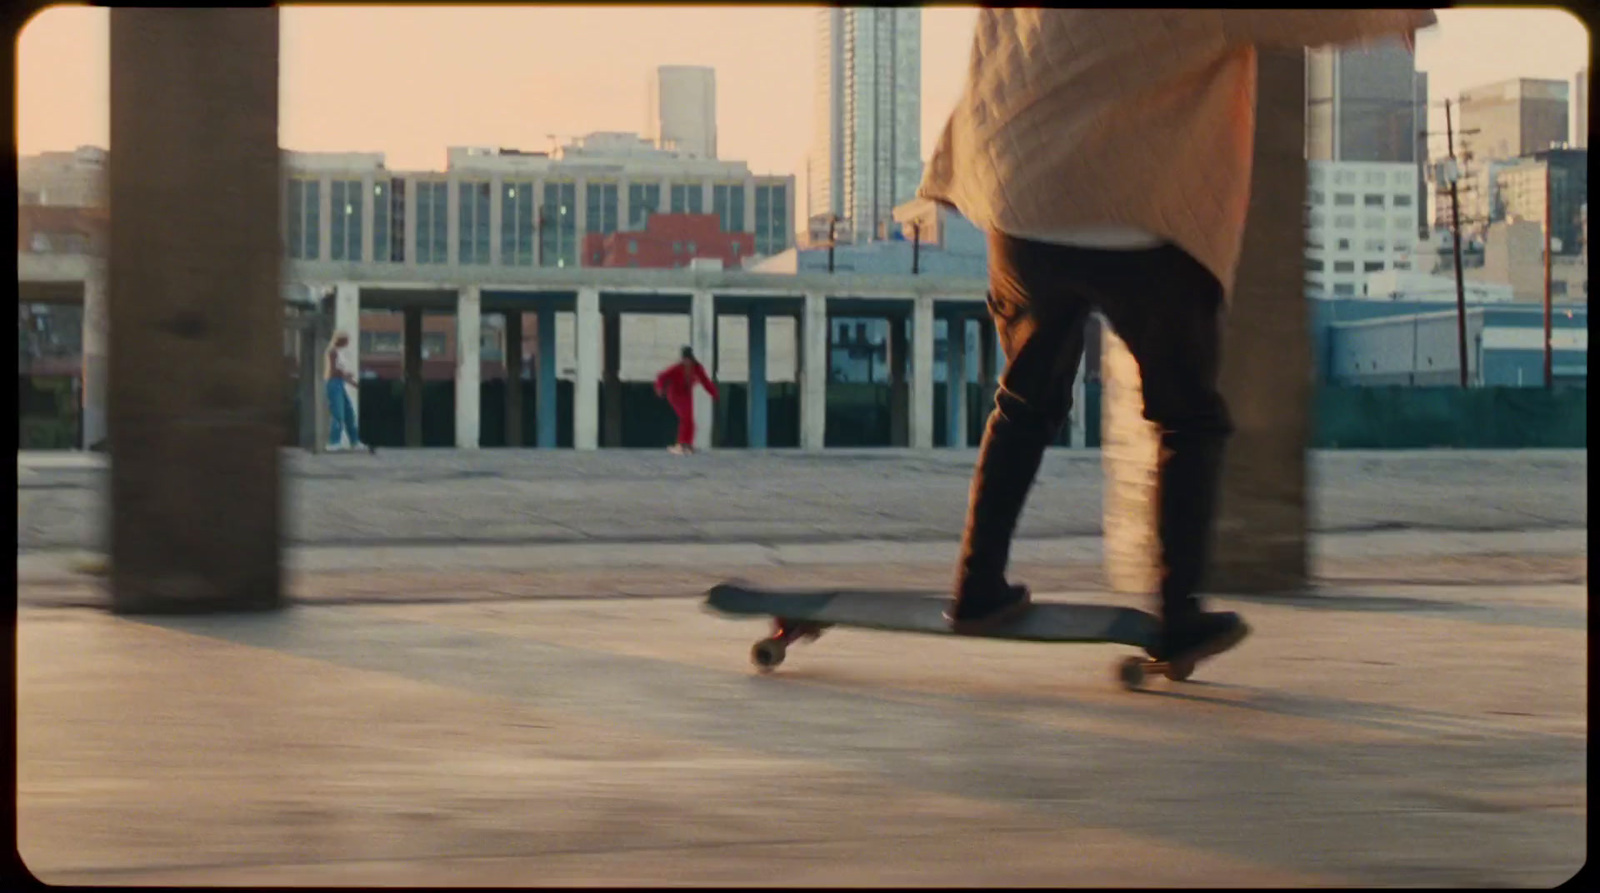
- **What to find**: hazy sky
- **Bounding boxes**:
[15,5,1592,183]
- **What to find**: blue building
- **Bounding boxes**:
[1321,300,1587,387]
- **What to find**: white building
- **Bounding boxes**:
[807,7,921,243]
[17,145,106,207]
[647,65,717,160]
[1306,160,1425,298]
[280,134,795,270]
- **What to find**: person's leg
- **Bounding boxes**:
[343,383,362,448]
[1092,245,1245,661]
[948,233,1092,632]
[325,379,346,448]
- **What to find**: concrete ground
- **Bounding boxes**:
[15,449,1588,885]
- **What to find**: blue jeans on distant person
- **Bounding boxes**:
[326,379,360,447]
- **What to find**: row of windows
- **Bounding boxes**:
[1309,167,1413,188]
[1305,259,1391,274]
[1309,191,1414,209]
[1309,212,1418,232]
[290,178,788,265]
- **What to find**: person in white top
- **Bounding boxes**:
[324,331,369,452]
[925,9,1436,672]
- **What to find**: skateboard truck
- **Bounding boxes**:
[750,618,832,673]
[1116,655,1194,689]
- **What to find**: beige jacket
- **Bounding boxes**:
[919,9,1437,296]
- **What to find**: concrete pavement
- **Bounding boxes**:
[17,572,1586,886]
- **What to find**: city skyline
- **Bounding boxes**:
[15,6,1592,186]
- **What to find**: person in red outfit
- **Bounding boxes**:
[655,346,718,454]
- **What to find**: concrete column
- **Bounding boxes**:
[910,295,935,450]
[455,286,481,448]
[601,309,623,447]
[888,314,908,446]
[573,288,601,450]
[1070,350,1087,448]
[403,306,423,447]
[537,305,558,448]
[701,180,714,217]
[618,179,632,232]
[747,308,768,448]
[945,316,968,448]
[81,263,108,449]
[690,290,716,451]
[1101,49,1310,595]
[743,179,757,233]
[107,7,283,613]
[800,292,827,450]
[504,309,523,447]
[1211,49,1312,592]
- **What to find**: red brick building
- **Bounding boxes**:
[583,213,755,269]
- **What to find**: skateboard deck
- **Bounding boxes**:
[704,583,1185,689]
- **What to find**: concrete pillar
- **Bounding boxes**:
[945,316,968,448]
[1101,49,1310,596]
[537,306,558,448]
[455,287,482,448]
[81,263,108,449]
[601,309,622,447]
[743,179,757,234]
[888,314,909,446]
[107,7,283,613]
[910,295,935,450]
[333,282,361,442]
[1211,49,1312,591]
[504,309,524,447]
[403,306,423,447]
[690,290,716,451]
[617,180,632,233]
[800,292,827,451]
[747,308,768,448]
[1070,350,1087,448]
[574,287,601,450]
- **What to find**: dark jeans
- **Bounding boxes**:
[955,232,1233,618]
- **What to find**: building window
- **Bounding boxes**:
[753,183,787,256]
[1393,215,1412,230]
[1363,217,1385,230]
[1333,261,1355,273]
[373,179,405,263]
[627,239,638,255]
[687,240,697,254]
[671,241,681,253]
[329,180,363,261]
[1305,258,1324,272]
[1552,280,1568,296]
[713,183,745,233]
[1333,283,1356,296]
[459,180,491,265]
[422,333,447,358]
[1334,193,1356,206]
[1393,194,1413,207]
[670,183,704,215]
[1308,190,1326,205]
[628,183,660,229]
[1337,239,1351,250]
[501,181,536,266]
[1363,194,1385,208]
[1365,171,1388,187]
[1364,239,1385,252]
[540,181,577,268]
[585,182,619,235]
[1308,212,1325,228]
[1364,261,1385,272]
[286,178,320,260]
[1394,261,1411,270]
[414,182,449,265]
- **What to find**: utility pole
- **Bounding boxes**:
[827,214,837,273]
[1543,160,1554,388]
[1443,99,1470,388]
[910,222,921,275]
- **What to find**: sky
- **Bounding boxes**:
[14,4,1592,187]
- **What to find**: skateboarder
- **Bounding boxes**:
[325,330,367,452]
[655,346,718,454]
[922,10,1436,661]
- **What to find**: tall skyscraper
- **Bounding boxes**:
[1458,77,1569,162]
[1575,67,1588,149]
[807,7,921,243]
[647,66,717,160]
[1306,42,1425,164]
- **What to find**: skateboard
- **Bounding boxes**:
[704,583,1191,690]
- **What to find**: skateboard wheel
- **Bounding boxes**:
[1117,656,1146,690]
[1165,659,1195,682]
[751,638,787,672]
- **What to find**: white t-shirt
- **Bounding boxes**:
[1013,225,1164,250]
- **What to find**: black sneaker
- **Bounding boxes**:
[945,584,1032,634]
[1152,610,1250,665]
